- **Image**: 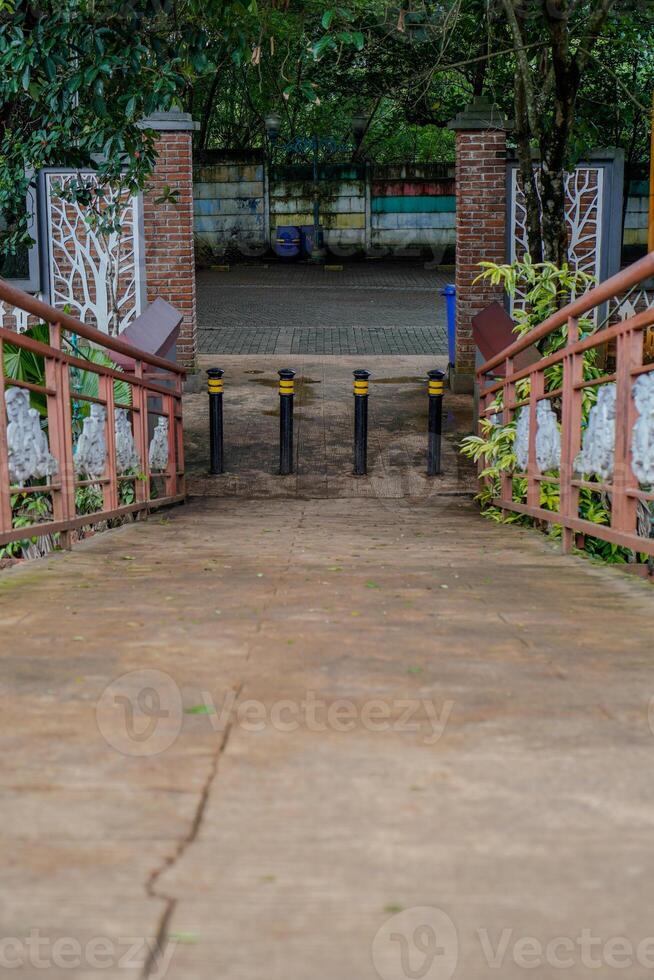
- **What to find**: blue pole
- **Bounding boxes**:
[439,284,456,367]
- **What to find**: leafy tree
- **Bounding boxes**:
[496,0,653,265]
[0,0,265,263]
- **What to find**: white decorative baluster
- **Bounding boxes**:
[574,383,616,480]
[514,407,530,472]
[631,374,654,485]
[149,417,169,473]
[74,404,107,479]
[535,400,561,472]
[5,387,58,486]
[114,409,140,474]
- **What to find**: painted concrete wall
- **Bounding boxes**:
[192,158,647,258]
[193,157,266,257]
[269,170,366,253]
[371,166,455,251]
[193,159,456,257]
[624,180,649,248]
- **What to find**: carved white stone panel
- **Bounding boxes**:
[149,417,169,473]
[535,400,561,472]
[631,373,654,485]
[114,409,140,475]
[5,387,59,486]
[74,404,107,479]
[514,407,530,471]
[574,383,616,480]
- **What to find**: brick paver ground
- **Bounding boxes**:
[197,262,450,356]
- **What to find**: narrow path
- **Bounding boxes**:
[184,355,474,499]
[2,496,654,978]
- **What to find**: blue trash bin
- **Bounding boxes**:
[439,284,456,366]
[274,225,301,259]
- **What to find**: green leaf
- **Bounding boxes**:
[313,36,336,59]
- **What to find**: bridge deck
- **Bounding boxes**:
[1,492,654,978]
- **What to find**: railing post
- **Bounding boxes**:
[207,368,224,475]
[353,369,370,476]
[527,370,545,509]
[501,356,514,513]
[611,327,641,535]
[46,322,75,548]
[559,317,582,553]
[0,338,13,535]
[132,361,151,505]
[99,373,118,513]
[278,369,295,475]
[163,394,177,499]
[427,369,445,476]
[174,375,185,498]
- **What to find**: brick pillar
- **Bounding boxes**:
[448,97,509,393]
[140,111,199,369]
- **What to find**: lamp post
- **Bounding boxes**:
[351,113,368,149]
[264,111,282,147]
[264,111,364,266]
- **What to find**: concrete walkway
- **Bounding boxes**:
[184,355,475,499]
[2,494,654,978]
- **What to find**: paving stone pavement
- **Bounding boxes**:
[197,262,450,356]
[3,495,654,979]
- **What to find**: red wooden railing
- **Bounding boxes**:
[477,252,654,556]
[0,278,185,551]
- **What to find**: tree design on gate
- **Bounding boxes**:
[0,302,30,333]
[44,172,143,335]
[510,167,603,313]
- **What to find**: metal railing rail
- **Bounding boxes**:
[0,277,186,550]
[477,251,654,555]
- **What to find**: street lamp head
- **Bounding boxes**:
[351,112,368,142]
[264,111,282,143]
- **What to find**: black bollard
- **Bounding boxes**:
[207,368,224,475]
[278,369,295,475]
[427,369,445,476]
[353,369,371,476]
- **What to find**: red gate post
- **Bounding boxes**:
[448,97,510,393]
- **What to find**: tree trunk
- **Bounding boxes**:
[514,70,543,263]
[198,69,222,150]
[539,161,568,266]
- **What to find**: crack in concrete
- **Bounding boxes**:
[140,505,305,978]
[141,687,242,979]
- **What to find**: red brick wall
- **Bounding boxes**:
[142,131,197,368]
[454,129,507,380]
